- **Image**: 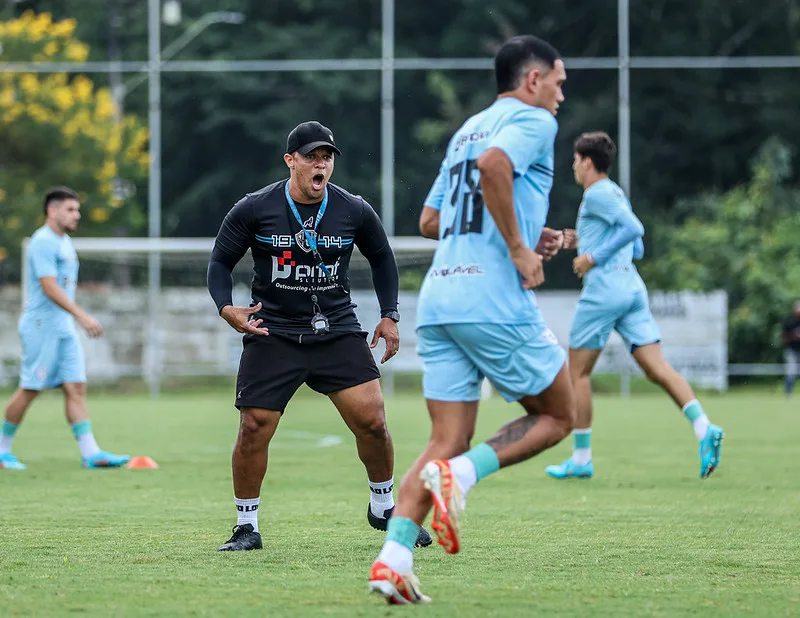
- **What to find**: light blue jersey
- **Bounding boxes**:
[570,178,660,350]
[417,97,558,327]
[416,97,566,402]
[577,178,645,298]
[22,225,79,336]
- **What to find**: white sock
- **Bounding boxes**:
[448,455,477,495]
[235,497,260,532]
[369,478,395,518]
[692,416,710,441]
[573,447,592,466]
[76,432,101,459]
[0,434,13,455]
[377,540,413,573]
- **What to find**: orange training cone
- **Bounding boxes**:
[126,456,159,469]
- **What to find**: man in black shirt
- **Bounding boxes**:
[781,300,800,395]
[207,121,431,551]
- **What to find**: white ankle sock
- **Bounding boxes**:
[377,540,413,573]
[235,497,260,532]
[572,448,592,466]
[368,478,395,518]
[448,455,477,495]
[692,416,710,441]
[76,433,101,459]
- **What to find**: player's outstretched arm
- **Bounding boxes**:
[356,201,401,364]
[477,148,544,289]
[419,206,440,240]
[40,277,103,337]
[589,209,644,267]
[535,227,565,261]
[208,197,268,335]
[561,228,578,250]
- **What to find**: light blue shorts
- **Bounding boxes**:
[18,327,86,390]
[569,288,661,351]
[417,322,566,403]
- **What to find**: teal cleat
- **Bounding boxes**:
[0,452,27,470]
[699,424,723,479]
[545,457,593,479]
[82,451,130,469]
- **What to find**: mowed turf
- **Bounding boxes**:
[1,387,798,617]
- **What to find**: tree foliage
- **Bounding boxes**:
[0,10,149,276]
[641,139,800,362]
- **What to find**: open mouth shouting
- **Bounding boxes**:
[311,173,326,192]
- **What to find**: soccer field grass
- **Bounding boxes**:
[1,388,798,617]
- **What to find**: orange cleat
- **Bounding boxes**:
[419,459,464,555]
[368,561,431,604]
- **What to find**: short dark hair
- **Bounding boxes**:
[494,35,561,95]
[43,186,79,216]
[574,132,617,173]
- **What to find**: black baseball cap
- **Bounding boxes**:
[286,121,342,156]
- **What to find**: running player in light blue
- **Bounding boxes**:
[369,35,574,604]
[545,132,723,481]
[0,187,129,471]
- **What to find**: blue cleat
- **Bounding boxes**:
[0,452,27,470]
[545,457,593,479]
[82,451,130,469]
[699,424,723,479]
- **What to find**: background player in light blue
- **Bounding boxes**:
[369,35,575,604]
[545,132,724,481]
[0,187,129,471]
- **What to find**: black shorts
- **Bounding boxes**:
[235,331,381,412]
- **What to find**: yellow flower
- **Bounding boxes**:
[28,13,52,42]
[6,20,25,37]
[0,89,15,108]
[51,18,77,38]
[101,160,118,180]
[94,88,115,120]
[0,247,7,261]
[20,74,39,95]
[137,152,150,169]
[53,86,74,110]
[109,197,123,209]
[65,42,89,62]
[3,103,23,123]
[27,102,52,123]
[51,74,68,87]
[106,128,122,155]
[43,41,59,57]
[89,207,110,223]
[72,75,93,102]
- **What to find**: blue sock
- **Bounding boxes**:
[463,443,500,482]
[385,516,419,551]
[71,420,92,439]
[682,400,705,423]
[2,420,18,438]
[573,429,591,450]
[0,420,18,453]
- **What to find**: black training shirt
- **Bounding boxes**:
[207,180,399,335]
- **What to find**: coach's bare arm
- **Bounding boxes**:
[419,207,440,239]
[39,276,103,337]
[477,147,544,289]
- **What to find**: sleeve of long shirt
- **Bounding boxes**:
[354,199,399,316]
[207,196,254,313]
[583,191,645,267]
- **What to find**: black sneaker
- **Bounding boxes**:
[218,524,263,551]
[367,505,433,548]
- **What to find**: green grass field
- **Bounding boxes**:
[1,387,798,617]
